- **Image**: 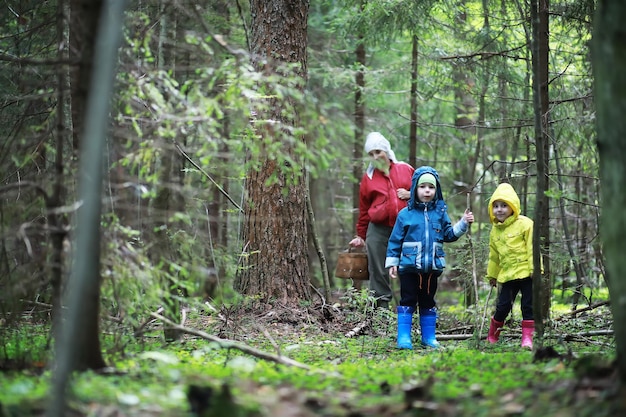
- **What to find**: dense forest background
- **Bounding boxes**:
[1,0,612,394]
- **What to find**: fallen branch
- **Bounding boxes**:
[150,312,311,370]
[133,307,164,337]
[562,330,614,340]
[345,320,370,338]
[554,300,610,320]
[436,329,614,341]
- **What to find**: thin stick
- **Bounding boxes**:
[466,192,480,347]
[479,285,494,342]
[467,194,479,303]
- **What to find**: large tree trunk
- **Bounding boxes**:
[235,0,311,304]
[69,0,103,157]
[592,0,626,389]
[64,0,106,371]
[50,2,126,414]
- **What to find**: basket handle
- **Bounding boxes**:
[347,245,366,254]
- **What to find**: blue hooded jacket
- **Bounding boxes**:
[385,166,468,273]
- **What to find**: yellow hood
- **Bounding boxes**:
[488,183,521,224]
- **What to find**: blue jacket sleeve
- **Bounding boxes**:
[443,211,468,242]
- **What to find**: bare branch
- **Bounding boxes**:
[150,313,311,370]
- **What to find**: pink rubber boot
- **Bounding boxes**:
[521,320,534,349]
[487,317,504,344]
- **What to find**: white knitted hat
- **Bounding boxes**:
[364,132,398,178]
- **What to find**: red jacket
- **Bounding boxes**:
[356,161,414,239]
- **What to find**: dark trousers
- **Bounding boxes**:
[398,271,441,311]
[493,277,533,322]
[366,222,394,304]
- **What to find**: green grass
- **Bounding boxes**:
[0,297,618,417]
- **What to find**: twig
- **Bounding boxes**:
[554,300,610,320]
[133,307,165,337]
[345,319,370,338]
[306,185,332,302]
[257,324,281,356]
[562,330,614,341]
[150,312,310,370]
[478,286,494,342]
[173,141,243,213]
[466,192,480,347]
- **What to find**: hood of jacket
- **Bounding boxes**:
[407,166,444,211]
[488,183,521,225]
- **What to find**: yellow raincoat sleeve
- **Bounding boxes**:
[486,229,500,282]
[525,220,534,275]
[525,219,545,275]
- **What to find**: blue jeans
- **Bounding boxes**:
[493,277,533,322]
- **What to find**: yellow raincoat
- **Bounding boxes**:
[486,183,535,284]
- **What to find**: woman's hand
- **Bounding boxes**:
[397,188,410,200]
[463,208,474,224]
[349,236,365,247]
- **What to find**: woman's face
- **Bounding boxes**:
[368,149,391,172]
[492,200,513,222]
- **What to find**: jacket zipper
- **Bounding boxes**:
[424,205,430,269]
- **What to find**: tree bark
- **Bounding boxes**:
[354,32,366,230]
[409,34,418,169]
[592,0,626,388]
[61,0,107,371]
[49,0,71,340]
[50,1,126,415]
[530,0,551,349]
[69,0,103,157]
[235,0,311,304]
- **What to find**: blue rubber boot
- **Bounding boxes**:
[419,307,440,348]
[396,306,414,349]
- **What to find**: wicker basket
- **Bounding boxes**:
[335,248,368,280]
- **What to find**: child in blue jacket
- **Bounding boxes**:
[385,166,474,349]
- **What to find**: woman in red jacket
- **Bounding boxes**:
[349,132,414,309]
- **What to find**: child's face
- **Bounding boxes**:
[417,183,436,202]
[492,200,513,222]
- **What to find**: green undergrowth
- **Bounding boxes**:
[0,295,619,417]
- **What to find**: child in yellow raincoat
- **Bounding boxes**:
[485,183,535,349]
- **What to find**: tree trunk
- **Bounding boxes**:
[49,0,71,340]
[69,0,103,157]
[354,33,366,230]
[530,0,551,348]
[409,34,418,169]
[63,0,107,371]
[352,15,366,291]
[592,0,626,389]
[235,0,311,304]
[50,1,126,414]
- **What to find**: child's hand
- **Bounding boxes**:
[464,208,474,224]
[489,278,497,287]
[389,266,398,279]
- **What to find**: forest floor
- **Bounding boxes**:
[0,288,623,417]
